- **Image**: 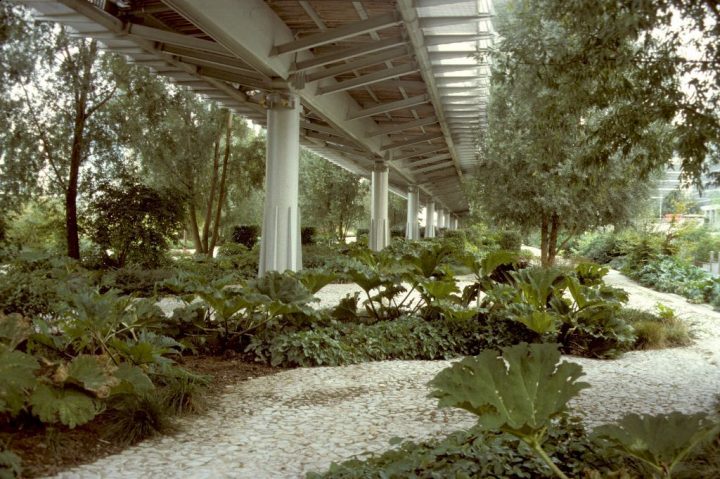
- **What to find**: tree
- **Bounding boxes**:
[472,0,677,266]
[110,66,266,256]
[1,4,120,260]
[300,151,368,243]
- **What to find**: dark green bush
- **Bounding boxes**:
[247,316,486,367]
[100,267,175,296]
[231,225,260,249]
[85,180,184,268]
[301,227,316,245]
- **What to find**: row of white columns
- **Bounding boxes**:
[257,91,459,275]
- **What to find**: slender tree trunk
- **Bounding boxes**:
[188,196,203,254]
[202,126,222,253]
[540,214,549,267]
[65,42,97,260]
[548,213,560,267]
[209,112,233,256]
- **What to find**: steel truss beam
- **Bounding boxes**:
[271,13,402,56]
[317,63,420,95]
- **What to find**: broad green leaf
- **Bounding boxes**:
[0,350,39,416]
[593,412,720,476]
[66,355,119,398]
[0,449,22,479]
[29,384,102,428]
[0,313,31,350]
[111,363,154,395]
[296,270,337,294]
[481,250,520,277]
[421,279,459,300]
[429,343,589,436]
[517,311,560,334]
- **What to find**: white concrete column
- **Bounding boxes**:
[370,161,389,251]
[445,211,452,229]
[437,208,445,229]
[259,92,301,275]
[406,185,420,240]
[425,201,436,238]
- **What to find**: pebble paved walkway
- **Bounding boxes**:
[49,271,720,479]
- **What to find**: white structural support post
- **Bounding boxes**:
[259,92,301,276]
[406,185,420,240]
[426,201,436,238]
[437,208,445,229]
[445,211,452,229]
[370,160,389,251]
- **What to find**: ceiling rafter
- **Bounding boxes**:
[366,115,438,138]
[317,63,419,95]
[306,46,412,83]
[271,12,402,56]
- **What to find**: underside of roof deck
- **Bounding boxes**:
[21,0,493,214]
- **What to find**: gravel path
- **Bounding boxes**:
[49,271,720,479]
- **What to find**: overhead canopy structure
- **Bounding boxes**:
[20,0,493,212]
[20,0,494,271]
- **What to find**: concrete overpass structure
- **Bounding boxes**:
[20,0,493,273]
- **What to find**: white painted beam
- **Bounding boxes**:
[393,144,448,161]
[291,37,407,72]
[317,63,420,95]
[381,133,445,151]
[306,46,411,82]
[348,94,430,120]
[271,13,402,56]
[366,115,438,138]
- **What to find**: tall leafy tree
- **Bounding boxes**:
[1,4,121,259]
[472,0,684,265]
[300,151,368,243]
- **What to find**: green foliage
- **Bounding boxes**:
[103,394,172,446]
[28,384,103,429]
[299,150,368,242]
[86,179,185,268]
[0,449,22,479]
[231,225,259,249]
[431,343,589,479]
[248,316,485,368]
[617,307,691,350]
[0,253,93,316]
[0,349,39,417]
[308,418,622,479]
[594,413,720,478]
[430,343,588,434]
[4,199,66,252]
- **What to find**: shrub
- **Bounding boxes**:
[617,306,692,350]
[301,226,316,245]
[100,267,175,296]
[247,316,486,367]
[231,225,260,248]
[497,229,522,251]
[85,180,184,268]
[103,394,172,446]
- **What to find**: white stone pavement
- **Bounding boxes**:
[49,270,720,479]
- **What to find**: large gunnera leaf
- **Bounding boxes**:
[29,384,102,428]
[429,343,589,435]
[593,412,720,476]
[0,349,39,416]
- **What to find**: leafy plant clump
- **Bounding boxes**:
[617,306,691,350]
[307,418,621,479]
[247,316,486,367]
